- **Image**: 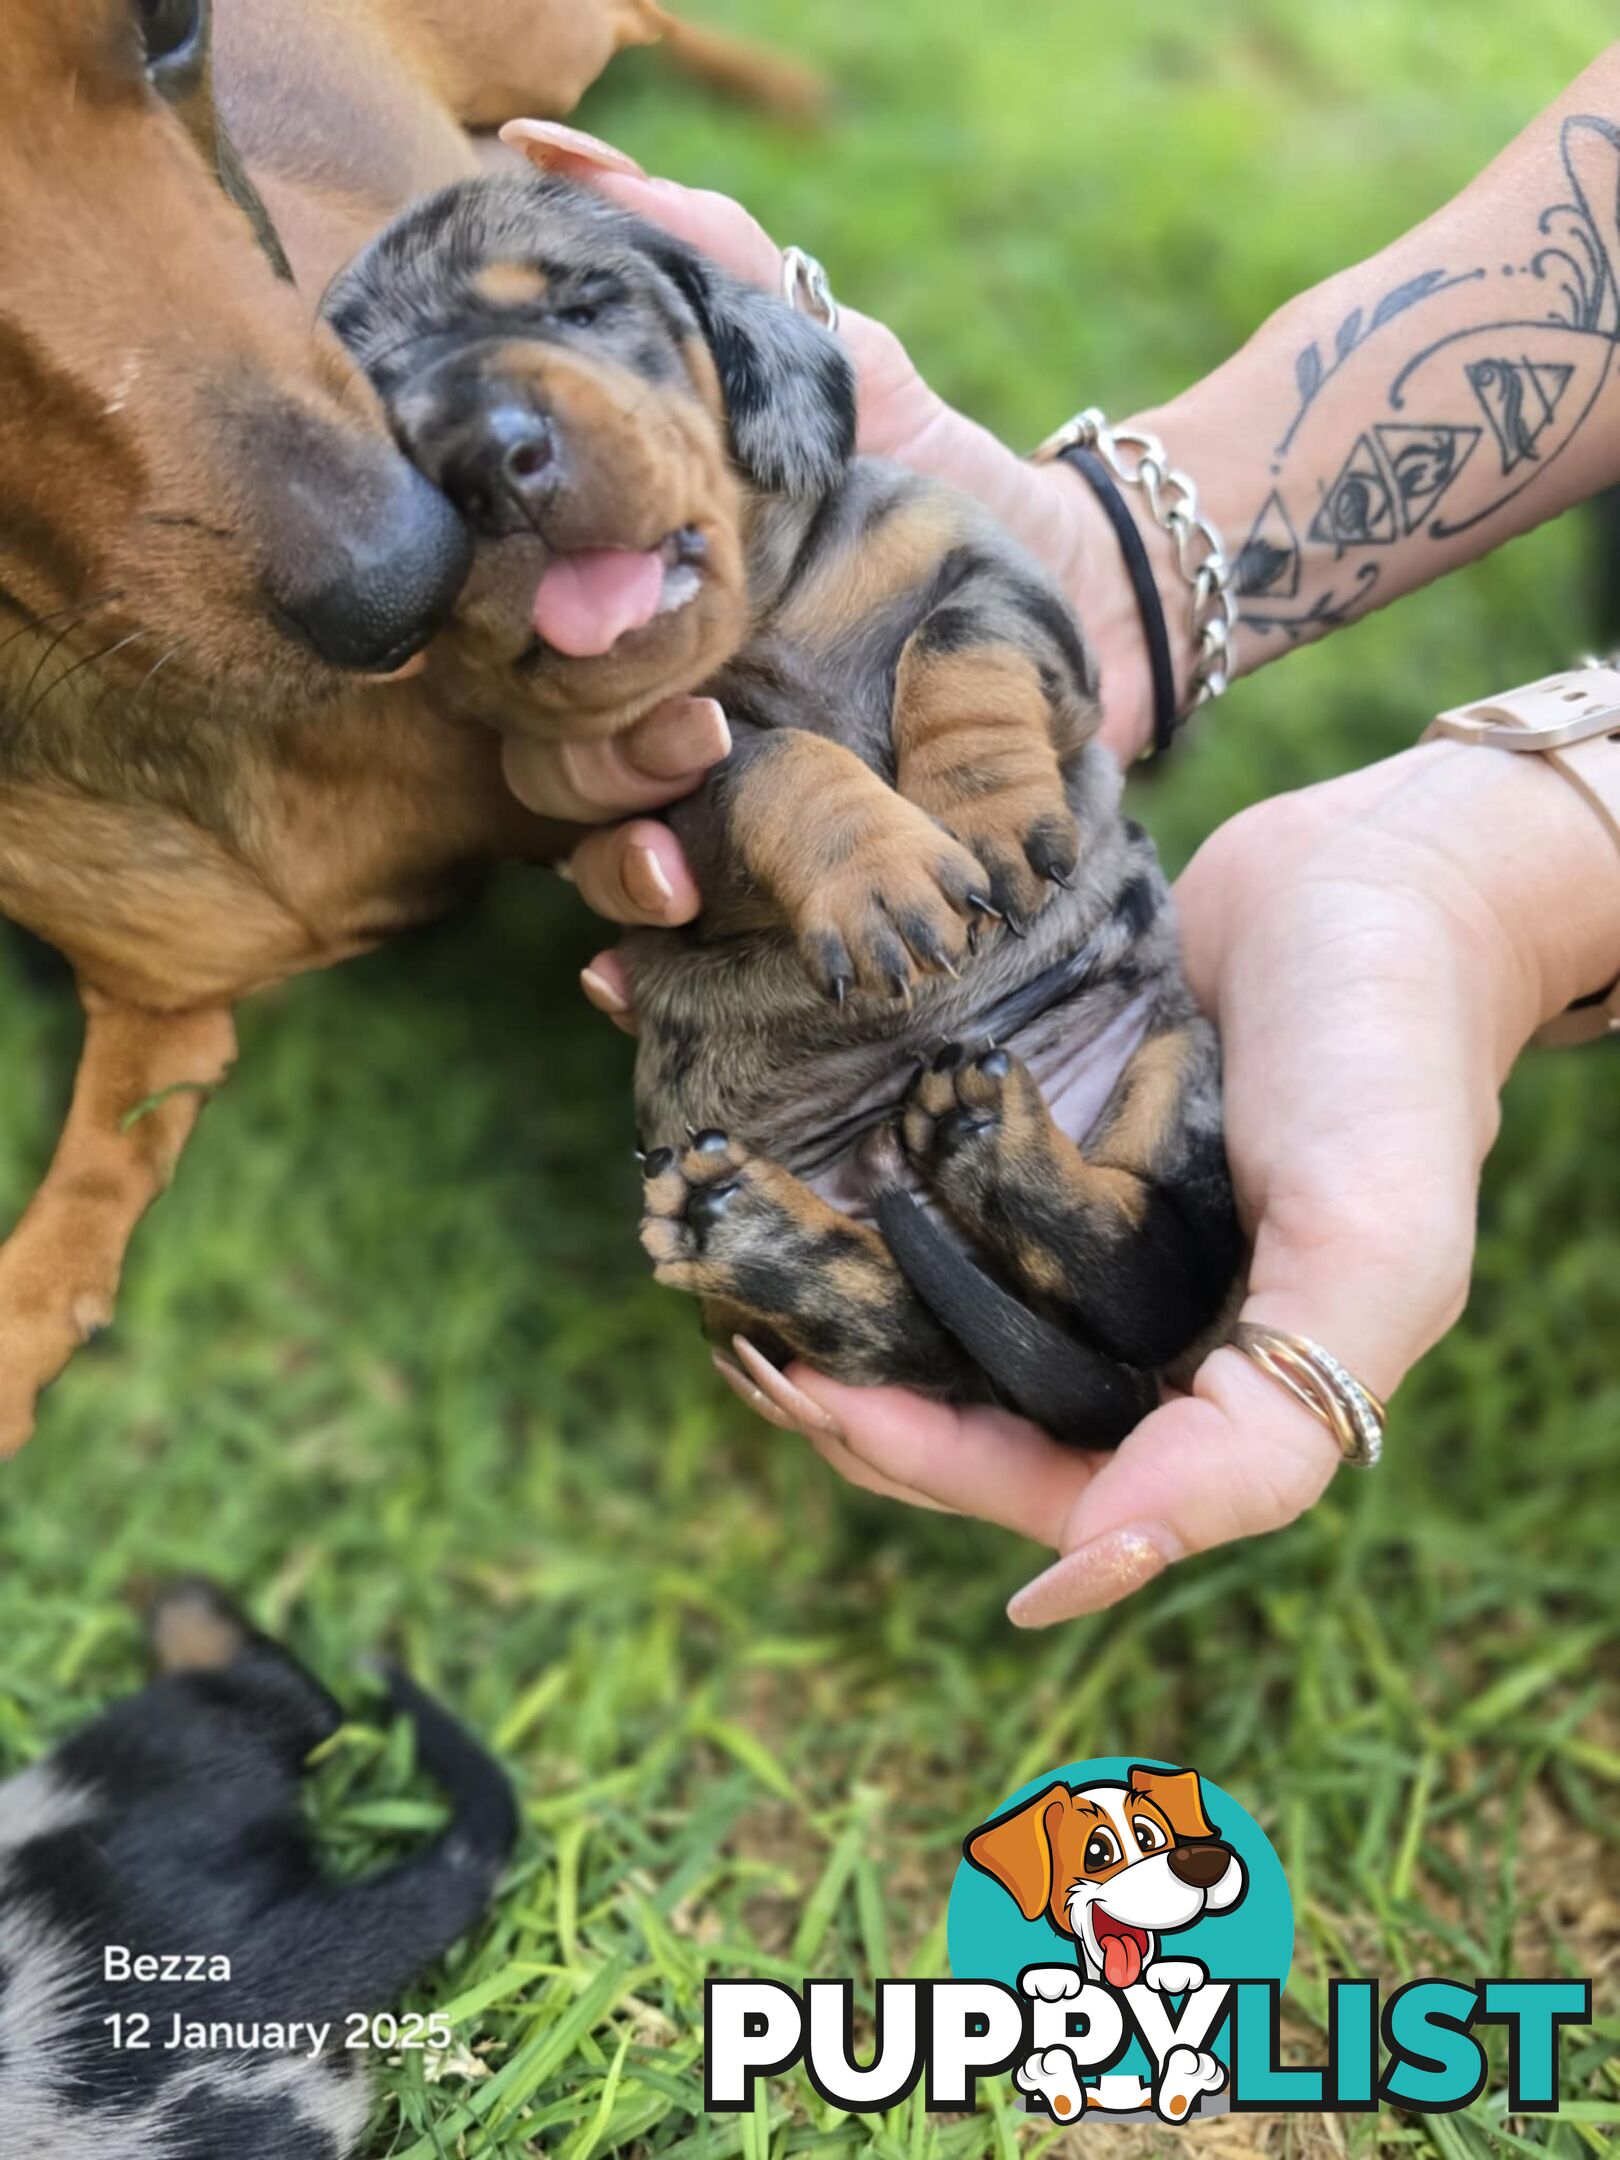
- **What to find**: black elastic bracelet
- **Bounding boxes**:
[1058,443,1178,760]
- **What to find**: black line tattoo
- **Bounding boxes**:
[1239,113,1620,644]
[1275,268,1485,457]
[1239,563,1380,644]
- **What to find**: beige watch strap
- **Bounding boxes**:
[1428,666,1620,1046]
[1534,727,1620,1042]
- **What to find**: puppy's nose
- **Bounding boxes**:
[1167,1844,1231,1889]
[449,402,563,537]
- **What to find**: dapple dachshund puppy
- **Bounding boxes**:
[327,169,1245,1446]
[0,1581,515,2158]
[0,0,817,1455]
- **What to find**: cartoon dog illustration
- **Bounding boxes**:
[966,1764,1247,2122]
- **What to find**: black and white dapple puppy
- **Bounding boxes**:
[327,172,1246,1446]
[0,1583,515,2158]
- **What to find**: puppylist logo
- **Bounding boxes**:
[705,1757,1591,2121]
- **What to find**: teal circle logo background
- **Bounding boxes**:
[947,1758,1293,2080]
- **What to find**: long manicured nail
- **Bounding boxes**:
[713,1352,796,1431]
[629,699,731,781]
[1007,1525,1181,1628]
[580,965,630,1017]
[623,844,676,916]
[732,1338,845,1439]
[500,120,649,180]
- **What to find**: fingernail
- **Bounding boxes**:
[732,1337,845,1439]
[580,965,630,1017]
[500,120,649,180]
[713,1352,796,1431]
[1007,1524,1181,1629]
[553,856,578,886]
[630,699,731,780]
[623,843,677,915]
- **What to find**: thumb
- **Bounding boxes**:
[1007,1176,1475,1627]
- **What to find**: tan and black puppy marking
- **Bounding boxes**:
[640,1130,973,1386]
[336,174,1244,1448]
[326,173,854,744]
[895,1018,1237,1373]
[716,728,990,999]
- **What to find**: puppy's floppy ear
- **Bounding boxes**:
[644,231,857,497]
[1128,1765,1216,1843]
[965,1783,1075,1922]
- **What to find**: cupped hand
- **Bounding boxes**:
[707,744,1604,1623]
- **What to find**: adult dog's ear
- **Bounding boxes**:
[964,1784,1075,1923]
[1128,1764,1217,1843]
[645,233,857,498]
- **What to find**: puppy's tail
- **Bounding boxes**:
[257,1671,518,2024]
[875,1187,1159,1449]
[645,4,828,121]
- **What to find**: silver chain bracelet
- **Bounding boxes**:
[1035,408,1238,712]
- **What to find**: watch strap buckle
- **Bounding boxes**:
[1429,665,1620,751]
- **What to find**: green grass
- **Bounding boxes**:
[3,2,1619,2153]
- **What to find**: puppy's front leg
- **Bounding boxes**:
[667,722,991,1000]
[0,994,237,1455]
[892,621,1087,933]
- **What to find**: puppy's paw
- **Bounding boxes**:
[1154,2045,1226,2122]
[900,1040,1045,1182]
[1019,1964,1085,2003]
[945,791,1079,935]
[795,805,991,1003]
[1142,1958,1208,1997]
[640,1131,785,1293]
[1014,2045,1085,2122]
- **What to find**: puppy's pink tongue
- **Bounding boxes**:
[1102,1935,1142,1989]
[532,548,666,658]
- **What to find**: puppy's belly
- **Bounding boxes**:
[630,901,1156,1223]
[802,989,1154,1224]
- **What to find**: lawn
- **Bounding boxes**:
[2,2,1617,2154]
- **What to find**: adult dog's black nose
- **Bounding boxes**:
[255,412,474,673]
[1167,1843,1231,1889]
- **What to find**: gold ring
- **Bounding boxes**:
[1228,1323,1386,1467]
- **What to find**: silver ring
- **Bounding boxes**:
[781,245,840,334]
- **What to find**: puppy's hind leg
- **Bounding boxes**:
[0,994,237,1456]
[640,1130,976,1394]
[900,1026,1243,1376]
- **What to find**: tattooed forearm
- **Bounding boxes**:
[1233,113,1620,645]
[1134,91,1620,665]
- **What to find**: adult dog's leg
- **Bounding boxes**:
[0,995,237,1456]
[384,0,823,127]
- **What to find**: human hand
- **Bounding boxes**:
[502,695,728,959]
[705,743,1620,1623]
[501,121,1156,762]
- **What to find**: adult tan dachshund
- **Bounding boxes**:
[0,0,817,1455]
